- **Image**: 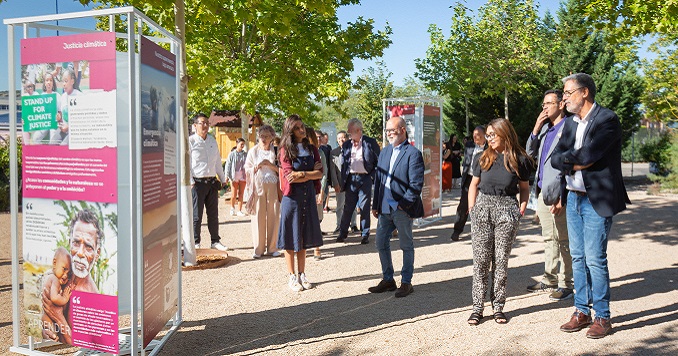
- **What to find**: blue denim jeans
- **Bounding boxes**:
[567,191,613,319]
[375,208,414,284]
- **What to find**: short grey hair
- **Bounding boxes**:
[347,118,363,132]
[257,124,276,139]
[562,73,596,100]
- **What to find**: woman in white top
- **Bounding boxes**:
[225,138,248,216]
[244,125,281,258]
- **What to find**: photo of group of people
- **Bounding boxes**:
[21,61,90,146]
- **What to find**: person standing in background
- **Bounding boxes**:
[189,113,228,251]
[337,118,380,245]
[245,125,281,259]
[225,137,248,216]
[525,89,573,301]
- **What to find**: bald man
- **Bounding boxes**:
[368,116,424,298]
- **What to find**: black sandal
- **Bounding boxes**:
[467,312,483,325]
[493,311,508,324]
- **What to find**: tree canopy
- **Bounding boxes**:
[82,0,391,121]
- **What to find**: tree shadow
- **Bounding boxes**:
[609,193,678,246]
[158,263,542,355]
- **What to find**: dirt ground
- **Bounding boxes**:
[1,163,677,355]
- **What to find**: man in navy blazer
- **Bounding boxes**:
[337,118,381,244]
[551,73,630,339]
[368,116,424,298]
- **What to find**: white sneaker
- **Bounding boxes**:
[211,242,228,251]
[230,208,236,216]
[194,244,200,250]
[183,261,195,267]
[299,273,312,290]
[236,210,246,217]
[252,253,261,259]
[271,251,282,257]
[288,274,302,292]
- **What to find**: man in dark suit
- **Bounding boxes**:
[368,116,424,297]
[337,118,380,244]
[552,73,630,339]
[450,126,487,241]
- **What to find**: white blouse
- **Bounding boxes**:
[244,144,279,198]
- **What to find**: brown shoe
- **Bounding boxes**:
[560,310,592,332]
[586,317,612,339]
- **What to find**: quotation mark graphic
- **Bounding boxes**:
[72,296,81,304]
[70,98,77,106]
[25,202,33,210]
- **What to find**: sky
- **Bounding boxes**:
[0,0,649,91]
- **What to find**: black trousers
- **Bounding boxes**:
[192,179,221,244]
[453,174,473,233]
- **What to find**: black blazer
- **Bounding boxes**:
[340,135,381,189]
[460,141,486,187]
[372,142,425,218]
[551,104,630,217]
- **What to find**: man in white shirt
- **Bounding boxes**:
[189,113,228,251]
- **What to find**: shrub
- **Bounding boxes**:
[0,138,22,211]
[639,132,672,175]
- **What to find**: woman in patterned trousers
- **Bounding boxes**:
[467,118,533,325]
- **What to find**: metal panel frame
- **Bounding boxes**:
[382,97,444,227]
[5,6,183,356]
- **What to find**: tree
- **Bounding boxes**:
[472,0,549,120]
[82,0,391,123]
[354,61,393,140]
[643,40,678,122]
[574,0,678,41]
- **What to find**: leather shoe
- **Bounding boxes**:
[336,236,347,243]
[586,317,612,339]
[360,236,369,244]
[368,279,397,293]
[560,310,592,332]
[450,230,462,241]
[395,283,414,298]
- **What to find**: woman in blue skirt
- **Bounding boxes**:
[277,114,324,292]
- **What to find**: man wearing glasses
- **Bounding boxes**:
[337,118,380,244]
[525,89,573,301]
[368,116,424,297]
[552,73,630,339]
[189,113,228,252]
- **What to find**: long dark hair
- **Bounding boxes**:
[479,118,533,179]
[280,114,310,162]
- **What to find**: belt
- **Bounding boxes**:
[350,172,368,176]
[193,177,217,183]
[569,189,587,197]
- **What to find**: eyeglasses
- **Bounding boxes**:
[542,101,559,108]
[485,133,497,140]
[563,87,584,97]
[195,121,209,126]
[384,128,402,135]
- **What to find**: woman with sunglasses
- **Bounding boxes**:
[467,118,533,326]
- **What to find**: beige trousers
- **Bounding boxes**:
[252,182,281,256]
[536,196,573,288]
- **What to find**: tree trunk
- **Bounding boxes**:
[464,96,469,136]
[504,87,509,120]
[241,104,249,150]
[175,0,195,264]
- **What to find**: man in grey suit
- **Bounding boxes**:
[525,89,573,301]
[450,126,486,241]
[330,131,357,234]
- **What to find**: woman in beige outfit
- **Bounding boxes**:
[245,125,281,258]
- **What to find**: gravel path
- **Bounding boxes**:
[2,163,677,355]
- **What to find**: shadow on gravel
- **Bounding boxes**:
[161,263,543,355]
[610,194,678,246]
